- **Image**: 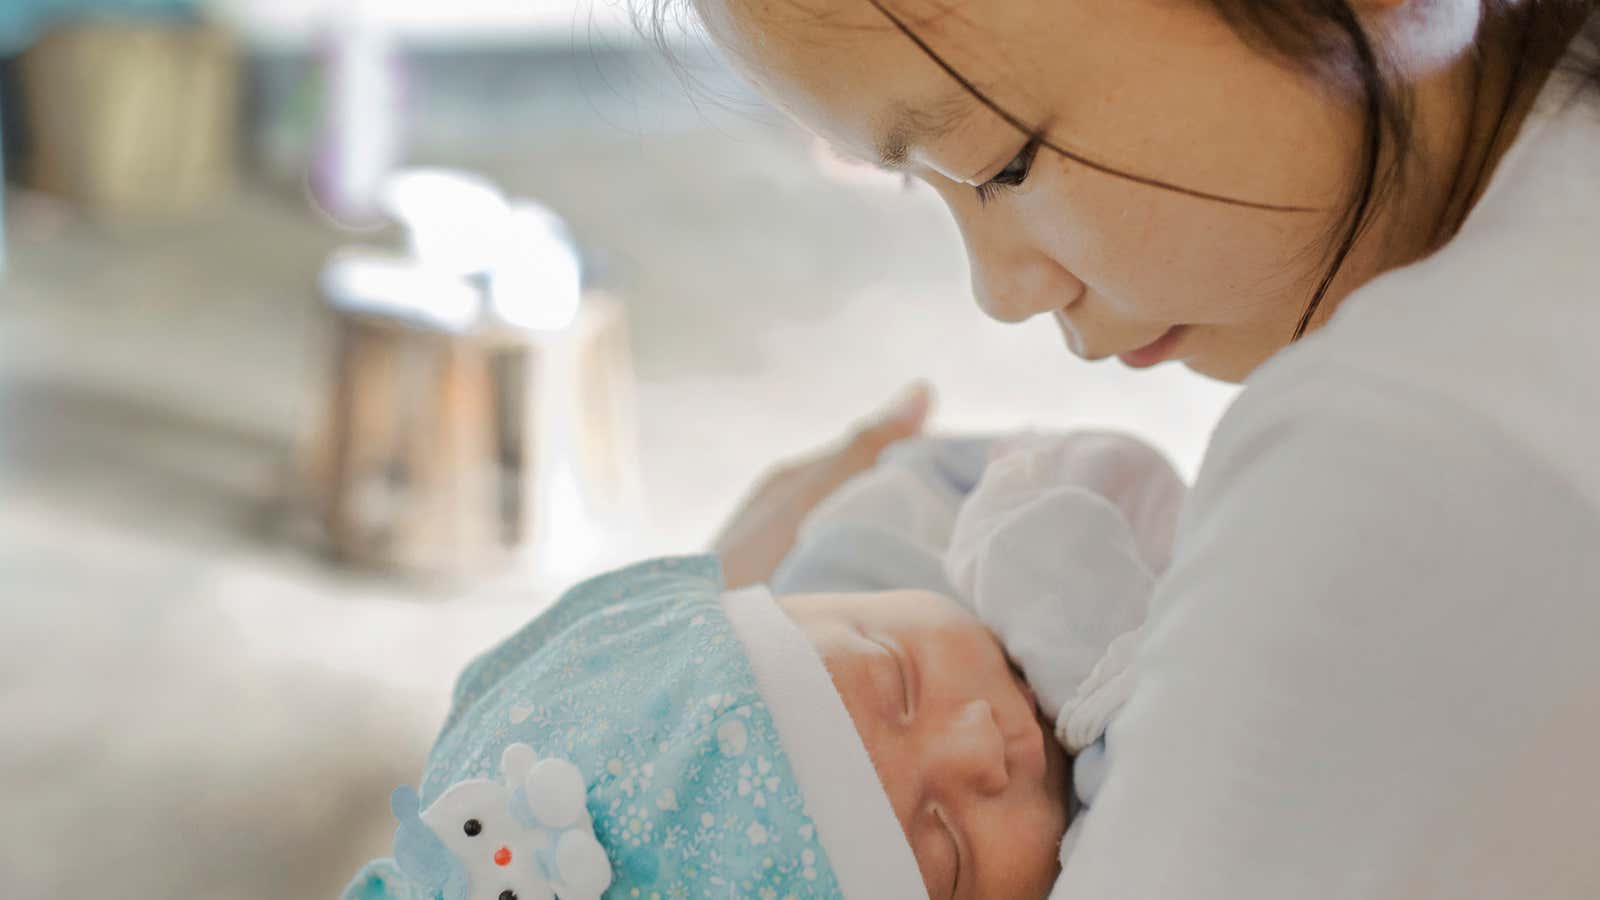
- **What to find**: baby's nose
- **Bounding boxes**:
[928,699,1009,796]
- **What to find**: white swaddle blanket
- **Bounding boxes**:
[772,431,1185,880]
[773,432,1186,757]
[946,433,1184,754]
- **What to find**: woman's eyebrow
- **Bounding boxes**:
[874,94,970,170]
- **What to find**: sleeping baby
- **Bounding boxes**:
[775,430,1185,869]
[343,431,1181,900]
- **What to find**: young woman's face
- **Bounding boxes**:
[781,589,1071,900]
[696,0,1386,382]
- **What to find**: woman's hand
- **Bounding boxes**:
[712,382,933,589]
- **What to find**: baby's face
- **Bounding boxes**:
[780,590,1071,900]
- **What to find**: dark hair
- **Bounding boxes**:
[639,0,1599,340]
[1199,1,1599,337]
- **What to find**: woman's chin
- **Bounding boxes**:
[1180,347,1260,384]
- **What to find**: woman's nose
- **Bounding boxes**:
[926,699,1010,796]
[943,180,1083,325]
[968,254,1082,325]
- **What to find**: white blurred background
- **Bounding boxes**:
[0,2,1237,896]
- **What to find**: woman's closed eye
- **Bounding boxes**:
[975,135,1042,206]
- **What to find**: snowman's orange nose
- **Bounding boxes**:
[494,847,512,867]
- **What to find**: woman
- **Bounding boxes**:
[698,0,1600,896]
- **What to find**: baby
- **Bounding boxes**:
[344,431,1180,900]
[776,430,1185,876]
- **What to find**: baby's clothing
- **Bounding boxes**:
[774,432,1186,799]
[344,556,928,900]
[946,432,1184,754]
[343,432,1184,900]
[771,435,991,597]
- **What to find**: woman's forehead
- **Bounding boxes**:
[696,0,982,163]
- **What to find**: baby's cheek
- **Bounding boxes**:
[908,838,946,900]
[975,779,1072,898]
[823,658,917,826]
[985,823,1064,899]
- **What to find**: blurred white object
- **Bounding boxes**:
[518,295,642,579]
[313,11,401,225]
[211,0,645,47]
[319,250,480,332]
[490,202,583,332]
[377,168,583,333]
[314,168,630,580]
[380,168,512,276]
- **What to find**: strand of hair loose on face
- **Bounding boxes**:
[1292,99,1376,339]
[1291,1,1391,340]
[861,0,1317,213]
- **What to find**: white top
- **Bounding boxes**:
[1056,35,1600,900]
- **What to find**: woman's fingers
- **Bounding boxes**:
[833,381,934,476]
[712,381,934,589]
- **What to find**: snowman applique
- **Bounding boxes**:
[390,743,613,900]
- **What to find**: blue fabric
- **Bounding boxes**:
[878,434,994,496]
[343,555,844,900]
[771,435,994,596]
[770,522,955,596]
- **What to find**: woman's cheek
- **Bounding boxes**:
[1008,161,1168,319]
[917,164,1304,331]
[1084,204,1308,327]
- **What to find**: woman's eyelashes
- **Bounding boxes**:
[975,135,1043,206]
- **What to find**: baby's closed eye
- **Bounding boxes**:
[910,804,963,900]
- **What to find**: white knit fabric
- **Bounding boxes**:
[945,433,1186,753]
[719,586,929,900]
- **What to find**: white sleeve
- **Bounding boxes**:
[945,433,1185,751]
[1055,370,1600,899]
[979,431,1188,573]
[793,436,993,555]
[947,481,1153,752]
[771,437,992,596]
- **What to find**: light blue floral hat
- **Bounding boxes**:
[342,555,926,900]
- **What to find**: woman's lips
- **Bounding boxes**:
[1119,325,1188,369]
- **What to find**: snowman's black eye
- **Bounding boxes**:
[498,892,517,900]
[463,819,482,837]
